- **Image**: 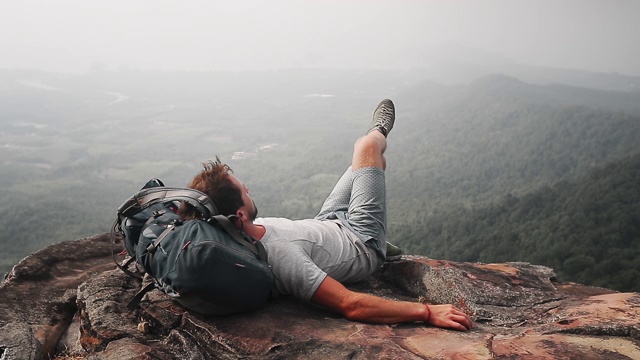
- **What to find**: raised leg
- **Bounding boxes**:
[352,130,387,171]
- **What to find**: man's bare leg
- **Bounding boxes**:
[352,99,395,171]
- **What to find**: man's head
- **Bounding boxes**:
[178,158,258,222]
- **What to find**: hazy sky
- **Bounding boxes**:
[1,0,639,75]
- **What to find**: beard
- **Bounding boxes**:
[248,198,258,221]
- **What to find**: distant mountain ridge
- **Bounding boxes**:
[400,73,640,114]
[407,43,640,92]
[469,74,640,114]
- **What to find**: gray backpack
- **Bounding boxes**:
[111,179,274,315]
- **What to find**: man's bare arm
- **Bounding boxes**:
[310,276,473,331]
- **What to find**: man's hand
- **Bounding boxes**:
[425,304,473,331]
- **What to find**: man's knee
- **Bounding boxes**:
[354,133,386,154]
[352,134,386,170]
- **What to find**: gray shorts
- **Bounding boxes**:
[314,166,386,264]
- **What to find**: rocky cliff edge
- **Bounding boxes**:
[1,234,639,359]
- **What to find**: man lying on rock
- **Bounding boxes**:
[179,99,473,331]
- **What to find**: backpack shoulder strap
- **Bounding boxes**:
[212,215,268,261]
[117,187,218,219]
[209,216,277,299]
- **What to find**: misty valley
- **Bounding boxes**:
[1,66,639,292]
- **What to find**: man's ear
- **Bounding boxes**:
[228,214,243,230]
[236,210,246,221]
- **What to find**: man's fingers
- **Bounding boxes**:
[427,304,474,331]
[452,308,466,315]
[450,308,473,329]
[452,315,473,330]
[448,320,469,331]
[445,312,473,331]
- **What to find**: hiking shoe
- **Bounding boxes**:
[368,99,395,138]
[385,241,403,262]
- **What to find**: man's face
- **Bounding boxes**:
[229,175,258,221]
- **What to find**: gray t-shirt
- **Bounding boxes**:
[255,217,379,300]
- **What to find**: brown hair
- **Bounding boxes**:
[178,158,244,220]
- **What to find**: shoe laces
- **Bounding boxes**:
[376,106,394,125]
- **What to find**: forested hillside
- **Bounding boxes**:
[385,76,640,291]
[1,68,638,292]
[393,152,640,291]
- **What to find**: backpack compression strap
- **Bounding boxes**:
[110,219,143,279]
[126,281,156,310]
[117,187,218,219]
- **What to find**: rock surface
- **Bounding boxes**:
[1,233,639,359]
